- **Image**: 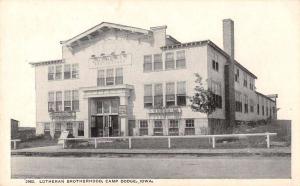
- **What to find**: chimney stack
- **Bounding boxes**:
[223,19,234,58]
[150,25,167,48]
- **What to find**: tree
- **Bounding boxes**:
[190,73,216,115]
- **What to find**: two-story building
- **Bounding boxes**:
[30,19,277,138]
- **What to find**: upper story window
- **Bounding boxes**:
[72,90,79,111]
[244,94,248,113]
[144,84,153,108]
[243,72,248,87]
[250,99,254,113]
[55,91,63,111]
[153,54,162,71]
[143,55,152,72]
[177,81,186,106]
[211,81,222,109]
[72,64,79,79]
[212,60,219,72]
[235,91,242,112]
[48,66,55,80]
[48,64,79,81]
[166,82,175,107]
[115,68,123,85]
[165,52,175,70]
[176,50,186,68]
[249,78,254,90]
[64,90,71,111]
[106,69,114,86]
[154,84,163,108]
[97,69,105,86]
[235,68,240,82]
[48,92,55,112]
[64,64,71,79]
[55,65,62,80]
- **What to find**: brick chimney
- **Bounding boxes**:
[150,25,167,48]
[223,19,234,58]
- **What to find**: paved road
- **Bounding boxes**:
[11,156,291,179]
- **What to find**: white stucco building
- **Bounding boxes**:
[30,19,277,138]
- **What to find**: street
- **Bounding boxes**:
[11,155,291,179]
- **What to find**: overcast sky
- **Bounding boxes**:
[1,0,299,127]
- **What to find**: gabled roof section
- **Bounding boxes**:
[30,59,64,67]
[255,91,276,102]
[166,35,181,45]
[60,22,152,46]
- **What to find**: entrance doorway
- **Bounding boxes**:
[91,115,119,137]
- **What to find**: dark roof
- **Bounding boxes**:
[255,91,276,102]
[29,59,64,67]
[161,40,257,79]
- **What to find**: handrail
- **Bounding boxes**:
[61,132,277,149]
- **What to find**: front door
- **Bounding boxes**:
[103,115,119,137]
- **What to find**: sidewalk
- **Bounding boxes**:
[11,145,291,157]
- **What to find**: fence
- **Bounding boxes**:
[61,132,277,149]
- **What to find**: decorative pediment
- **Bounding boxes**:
[60,22,153,49]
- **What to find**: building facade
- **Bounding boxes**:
[31,19,277,138]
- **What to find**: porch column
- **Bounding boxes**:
[119,96,129,136]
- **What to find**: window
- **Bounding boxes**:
[55,123,61,131]
[235,91,242,112]
[96,101,102,113]
[154,84,163,108]
[144,84,153,108]
[78,122,84,136]
[154,54,162,71]
[48,92,55,112]
[72,64,79,79]
[249,78,254,90]
[165,52,175,69]
[55,65,62,80]
[44,123,50,131]
[143,55,152,72]
[176,50,186,68]
[243,72,248,87]
[177,81,186,106]
[103,101,110,113]
[211,81,222,108]
[262,105,265,115]
[111,99,119,113]
[250,99,254,113]
[257,104,260,115]
[235,68,239,82]
[106,69,114,85]
[64,64,71,79]
[67,122,73,134]
[168,120,179,136]
[139,120,148,136]
[166,82,175,107]
[153,120,163,136]
[115,68,123,85]
[185,119,195,135]
[212,60,219,72]
[72,90,79,111]
[64,90,71,111]
[244,95,248,113]
[48,66,55,80]
[97,69,105,86]
[55,91,62,111]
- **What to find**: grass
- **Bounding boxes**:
[14,136,58,149]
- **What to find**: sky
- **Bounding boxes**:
[1,0,300,127]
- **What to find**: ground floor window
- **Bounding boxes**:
[168,120,179,136]
[185,119,195,135]
[44,123,50,131]
[139,120,148,136]
[153,120,163,136]
[55,123,61,132]
[78,122,84,136]
[67,122,73,134]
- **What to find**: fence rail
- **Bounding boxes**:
[11,139,21,149]
[61,132,277,149]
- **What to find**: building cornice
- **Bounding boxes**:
[29,59,65,67]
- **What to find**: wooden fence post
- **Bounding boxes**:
[128,137,132,149]
[94,138,97,149]
[212,136,215,149]
[168,137,171,149]
[266,133,270,148]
